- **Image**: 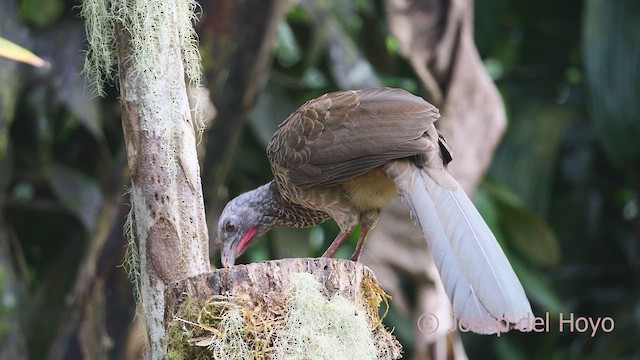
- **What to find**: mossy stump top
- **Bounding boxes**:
[165,258,402,359]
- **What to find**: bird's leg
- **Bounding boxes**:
[322,227,354,258]
[350,211,379,261]
[321,208,359,258]
[350,228,369,261]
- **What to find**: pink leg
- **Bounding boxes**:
[350,226,371,261]
[350,212,379,261]
[322,228,353,258]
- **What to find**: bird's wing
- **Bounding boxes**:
[267,87,443,189]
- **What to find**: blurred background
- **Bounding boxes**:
[1,0,639,359]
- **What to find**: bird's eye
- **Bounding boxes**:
[224,220,236,233]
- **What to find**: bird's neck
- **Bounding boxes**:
[256,181,329,230]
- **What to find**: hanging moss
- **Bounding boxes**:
[80,0,205,133]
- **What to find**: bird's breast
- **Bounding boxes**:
[342,167,399,211]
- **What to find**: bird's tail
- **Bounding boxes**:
[384,161,532,332]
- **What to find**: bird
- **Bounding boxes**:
[217,87,532,327]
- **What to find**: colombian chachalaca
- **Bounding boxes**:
[217,87,532,326]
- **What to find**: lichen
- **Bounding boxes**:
[80,0,205,132]
[121,191,141,308]
[273,273,377,360]
[167,272,390,359]
[166,297,211,360]
[167,295,281,360]
[80,0,116,96]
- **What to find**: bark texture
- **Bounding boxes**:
[114,4,211,357]
[165,258,402,359]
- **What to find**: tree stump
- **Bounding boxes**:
[165,258,402,359]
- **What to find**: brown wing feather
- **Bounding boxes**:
[267,87,442,189]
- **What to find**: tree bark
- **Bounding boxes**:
[165,258,402,359]
[114,4,211,358]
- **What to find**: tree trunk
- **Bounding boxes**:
[111,2,211,358]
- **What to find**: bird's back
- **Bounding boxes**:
[267,88,442,192]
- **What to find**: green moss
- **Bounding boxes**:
[166,297,210,360]
[167,295,263,359]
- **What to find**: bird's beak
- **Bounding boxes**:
[221,240,237,268]
[221,227,257,268]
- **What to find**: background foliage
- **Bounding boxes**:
[0,0,638,359]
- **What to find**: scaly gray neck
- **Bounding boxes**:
[252,181,330,232]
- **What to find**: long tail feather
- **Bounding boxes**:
[386,162,532,329]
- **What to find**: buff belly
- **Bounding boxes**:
[343,167,399,211]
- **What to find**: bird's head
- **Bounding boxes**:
[218,184,277,268]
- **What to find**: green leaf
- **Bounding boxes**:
[494,338,527,360]
[473,186,507,246]
[49,164,103,231]
[490,104,574,217]
[509,255,569,314]
[483,180,561,267]
[19,0,64,27]
[276,22,302,67]
[584,0,640,168]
